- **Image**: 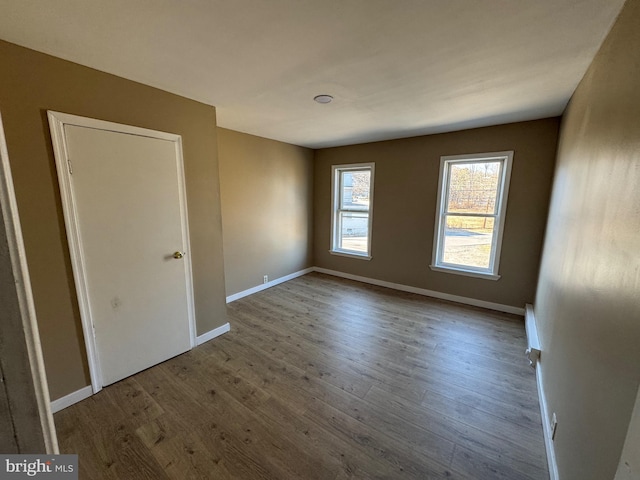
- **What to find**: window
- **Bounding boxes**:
[431,151,513,280]
[331,163,374,259]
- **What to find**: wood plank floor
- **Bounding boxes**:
[55,272,549,479]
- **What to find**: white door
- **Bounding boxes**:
[50,113,195,389]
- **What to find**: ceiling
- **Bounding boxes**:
[0,1,626,148]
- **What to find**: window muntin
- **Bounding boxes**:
[331,164,374,258]
[431,152,513,279]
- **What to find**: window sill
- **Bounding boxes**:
[330,250,372,261]
[429,265,500,281]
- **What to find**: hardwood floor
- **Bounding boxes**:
[54,272,549,479]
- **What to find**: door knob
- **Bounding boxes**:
[173,251,185,259]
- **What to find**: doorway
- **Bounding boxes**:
[48,112,196,392]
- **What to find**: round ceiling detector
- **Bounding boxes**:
[314,94,333,104]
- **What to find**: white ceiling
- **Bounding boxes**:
[0,1,626,148]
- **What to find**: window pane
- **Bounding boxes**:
[447,162,500,214]
[442,215,495,269]
[338,211,369,252]
[340,171,371,211]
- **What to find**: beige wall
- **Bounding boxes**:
[314,119,559,309]
[534,0,640,478]
[218,128,314,295]
[0,40,227,401]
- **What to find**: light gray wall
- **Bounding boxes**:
[218,128,314,296]
[534,0,640,478]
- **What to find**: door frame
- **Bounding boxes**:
[1,111,59,453]
[48,111,197,393]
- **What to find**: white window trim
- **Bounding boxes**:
[430,151,513,280]
[330,163,375,260]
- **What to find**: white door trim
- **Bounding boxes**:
[47,111,197,394]
[1,111,59,453]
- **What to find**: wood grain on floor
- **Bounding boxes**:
[55,272,548,479]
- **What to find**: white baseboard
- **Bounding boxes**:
[525,303,541,368]
[313,267,525,316]
[226,267,314,303]
[51,324,231,412]
[536,360,560,480]
[525,304,541,349]
[196,322,230,346]
[527,304,559,479]
[226,266,525,315]
[50,385,93,413]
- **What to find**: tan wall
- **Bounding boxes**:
[314,119,559,309]
[218,128,314,295]
[534,0,640,478]
[0,40,227,401]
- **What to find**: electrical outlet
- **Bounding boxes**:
[263,275,269,284]
[551,413,558,440]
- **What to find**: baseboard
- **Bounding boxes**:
[226,266,525,315]
[536,360,560,480]
[525,304,541,349]
[196,322,230,346]
[313,267,525,316]
[50,324,231,412]
[226,267,314,303]
[527,304,559,479]
[525,303,541,367]
[50,385,93,413]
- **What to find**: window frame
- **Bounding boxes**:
[430,151,513,280]
[330,163,375,260]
